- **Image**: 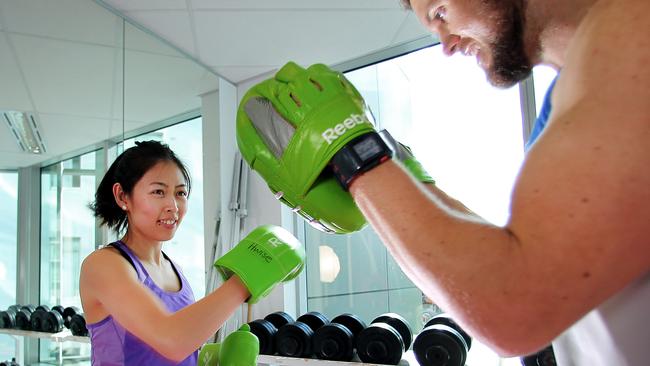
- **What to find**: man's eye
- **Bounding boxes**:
[429,6,446,22]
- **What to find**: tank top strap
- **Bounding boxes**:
[108,241,149,282]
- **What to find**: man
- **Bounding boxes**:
[237,0,649,364]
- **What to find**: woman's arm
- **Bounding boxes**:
[80,248,249,362]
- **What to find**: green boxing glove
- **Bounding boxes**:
[214,225,305,303]
[236,62,392,234]
[198,324,259,366]
[198,343,220,366]
[378,129,435,185]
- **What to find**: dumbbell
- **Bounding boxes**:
[14,305,36,330]
[312,313,367,361]
[521,345,557,366]
[0,358,19,366]
[413,314,473,366]
[0,308,18,329]
[70,313,88,336]
[63,306,81,329]
[248,311,294,355]
[30,305,51,332]
[356,313,413,365]
[42,306,65,333]
[275,311,329,358]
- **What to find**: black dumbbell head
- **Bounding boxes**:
[275,321,314,358]
[0,310,16,329]
[331,313,367,338]
[15,309,32,330]
[51,305,65,317]
[414,324,468,366]
[296,312,329,331]
[263,311,294,329]
[21,305,36,314]
[7,305,21,313]
[425,314,472,350]
[43,310,65,333]
[248,319,278,355]
[35,305,50,313]
[356,323,405,365]
[312,323,355,361]
[63,306,80,329]
[70,313,88,336]
[372,313,413,350]
[30,309,47,332]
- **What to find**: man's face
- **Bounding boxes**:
[409,0,532,88]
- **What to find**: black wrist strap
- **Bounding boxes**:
[331,132,393,190]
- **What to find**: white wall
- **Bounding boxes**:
[201,71,301,327]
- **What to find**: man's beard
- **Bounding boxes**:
[485,2,532,88]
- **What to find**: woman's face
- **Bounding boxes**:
[123,161,189,243]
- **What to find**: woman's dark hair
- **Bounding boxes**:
[90,140,192,234]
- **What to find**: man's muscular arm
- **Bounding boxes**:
[350,0,650,356]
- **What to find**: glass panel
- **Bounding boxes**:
[40,150,102,365]
[121,117,205,299]
[304,44,526,364]
[0,172,18,361]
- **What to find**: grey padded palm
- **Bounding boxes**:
[244,97,295,159]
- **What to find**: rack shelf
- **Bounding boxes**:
[0,329,422,365]
[257,352,418,366]
[0,328,90,343]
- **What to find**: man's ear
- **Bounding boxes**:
[112,183,127,210]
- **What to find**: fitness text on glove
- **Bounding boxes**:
[246,237,283,263]
[322,114,367,144]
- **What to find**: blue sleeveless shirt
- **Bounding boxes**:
[525,76,558,151]
[86,241,198,366]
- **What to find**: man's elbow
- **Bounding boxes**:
[476,320,558,358]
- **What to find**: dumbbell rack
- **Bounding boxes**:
[0,328,89,344]
[257,351,418,366]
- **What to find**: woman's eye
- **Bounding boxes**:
[152,189,164,196]
[177,191,188,197]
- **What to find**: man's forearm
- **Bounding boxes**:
[348,160,552,355]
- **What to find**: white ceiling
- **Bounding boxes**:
[0,0,429,170]
[99,0,430,83]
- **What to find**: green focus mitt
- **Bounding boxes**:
[236,62,380,234]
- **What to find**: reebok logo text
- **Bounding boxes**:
[322,114,366,144]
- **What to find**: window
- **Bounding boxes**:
[40,150,102,364]
[0,172,18,361]
[302,45,529,364]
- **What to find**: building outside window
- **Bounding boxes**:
[0,172,18,361]
[40,150,102,364]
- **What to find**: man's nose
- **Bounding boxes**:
[440,33,461,56]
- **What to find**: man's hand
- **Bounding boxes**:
[236,62,384,234]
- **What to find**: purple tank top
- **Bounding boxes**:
[87,241,198,366]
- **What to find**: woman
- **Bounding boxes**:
[80,140,247,365]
